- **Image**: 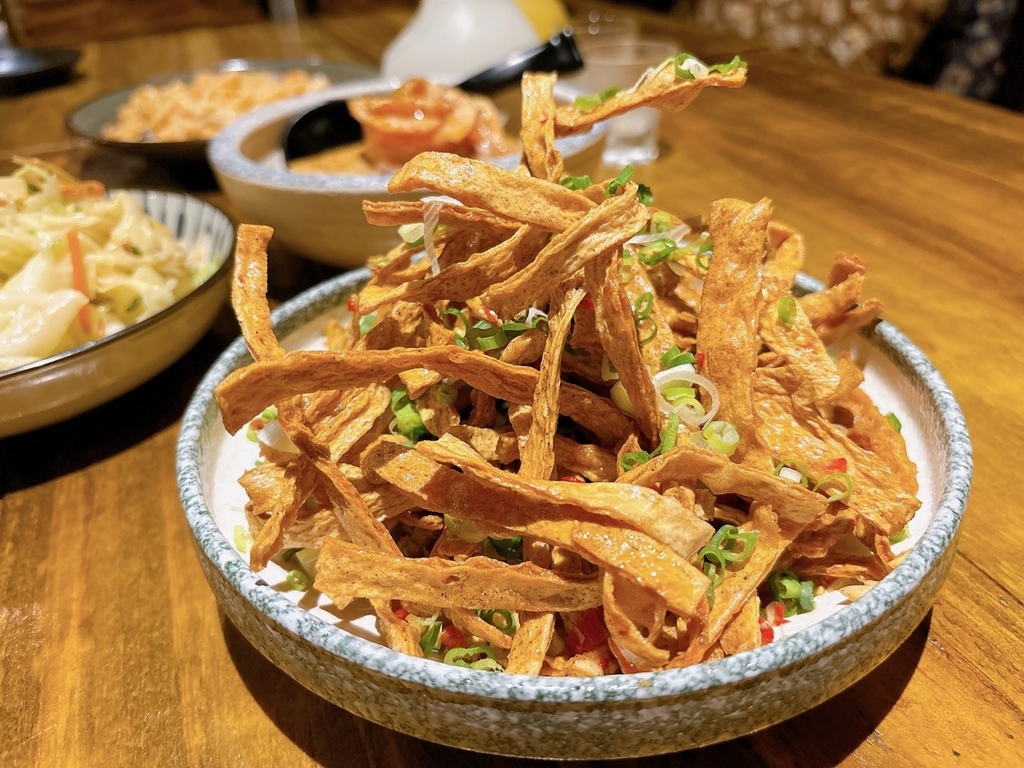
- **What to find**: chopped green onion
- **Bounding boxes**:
[702,420,739,456]
[812,471,853,502]
[633,291,658,344]
[697,523,757,604]
[397,222,425,247]
[694,243,713,271]
[233,525,253,553]
[773,458,809,487]
[443,307,471,348]
[661,345,697,369]
[420,620,443,654]
[390,385,428,442]
[637,238,678,265]
[600,354,619,382]
[574,86,620,111]
[886,412,903,433]
[358,312,377,337]
[708,55,746,74]
[560,174,594,190]
[621,450,651,470]
[435,380,458,405]
[889,523,909,544]
[443,644,502,670]
[283,569,311,591]
[637,183,654,206]
[777,296,797,325]
[655,413,680,454]
[674,53,700,80]
[478,608,517,636]
[768,570,815,616]
[471,322,509,351]
[489,536,523,563]
[663,385,696,403]
[606,166,634,197]
[650,211,674,232]
[610,380,635,416]
[261,406,278,420]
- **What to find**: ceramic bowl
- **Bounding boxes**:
[65,59,375,162]
[207,79,608,269]
[0,191,235,437]
[176,269,972,759]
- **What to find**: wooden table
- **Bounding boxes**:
[2,3,1022,766]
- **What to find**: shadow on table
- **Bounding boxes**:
[0,302,238,495]
[221,609,931,767]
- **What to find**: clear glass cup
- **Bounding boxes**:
[576,37,678,166]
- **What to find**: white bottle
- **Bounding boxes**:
[380,0,541,84]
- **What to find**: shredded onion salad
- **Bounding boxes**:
[0,159,217,372]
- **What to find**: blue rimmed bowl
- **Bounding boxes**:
[207,80,607,269]
[175,270,971,759]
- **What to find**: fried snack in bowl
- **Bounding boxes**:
[178,52,971,758]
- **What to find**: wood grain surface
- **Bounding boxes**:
[1,3,1021,766]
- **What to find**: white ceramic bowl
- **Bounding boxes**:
[0,191,235,437]
[176,269,972,760]
[207,79,608,269]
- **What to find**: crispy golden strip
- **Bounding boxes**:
[505,611,557,674]
[361,199,519,235]
[697,197,772,465]
[388,152,595,231]
[365,441,708,615]
[619,441,827,524]
[358,225,545,312]
[243,455,319,570]
[315,537,602,611]
[585,248,662,445]
[419,434,713,558]
[232,224,281,362]
[518,276,587,480]
[554,59,746,135]
[215,347,633,447]
[310,455,402,555]
[481,182,649,316]
[603,573,672,671]
[570,527,707,619]
[519,72,563,182]
[758,295,842,410]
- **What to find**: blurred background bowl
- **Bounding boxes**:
[207,78,607,269]
[0,190,235,437]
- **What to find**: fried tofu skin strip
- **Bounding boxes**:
[554,57,746,135]
[214,347,633,448]
[315,536,602,612]
[388,151,595,231]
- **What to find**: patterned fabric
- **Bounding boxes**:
[689,0,949,73]
[899,0,1023,107]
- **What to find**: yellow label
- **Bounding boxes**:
[512,0,570,39]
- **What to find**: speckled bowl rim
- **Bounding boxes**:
[0,190,234,382]
[207,78,609,195]
[177,268,972,704]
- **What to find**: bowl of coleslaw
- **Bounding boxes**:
[0,160,235,436]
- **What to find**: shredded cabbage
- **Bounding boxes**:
[0,160,212,371]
